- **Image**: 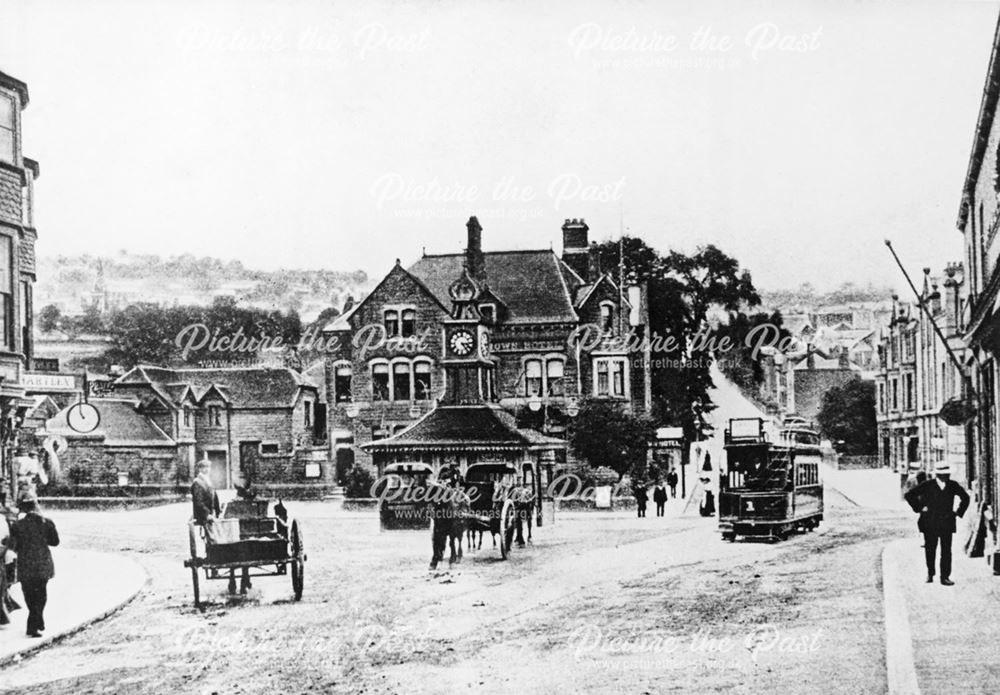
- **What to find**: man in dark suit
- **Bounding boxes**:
[10,491,59,637]
[666,469,678,498]
[634,486,648,518]
[653,483,668,517]
[191,459,221,526]
[904,462,970,585]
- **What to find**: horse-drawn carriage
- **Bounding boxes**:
[429,461,539,568]
[184,498,306,608]
[379,462,435,531]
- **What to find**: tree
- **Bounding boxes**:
[714,310,788,393]
[817,378,877,455]
[568,398,656,478]
[38,304,62,332]
[593,239,760,441]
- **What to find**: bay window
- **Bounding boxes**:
[0,94,14,163]
[0,237,12,349]
[546,359,564,396]
[393,362,411,400]
[525,359,543,397]
[372,363,390,400]
[414,361,432,400]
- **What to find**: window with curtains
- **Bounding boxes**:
[594,357,627,398]
[393,362,411,400]
[414,361,432,400]
[372,362,390,400]
[0,237,12,349]
[0,94,14,163]
[546,359,564,396]
[384,309,399,338]
[335,364,353,402]
[525,359,543,397]
[401,309,416,337]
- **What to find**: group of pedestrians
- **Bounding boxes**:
[1,487,60,637]
[634,469,679,518]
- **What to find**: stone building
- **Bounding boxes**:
[759,344,864,423]
[956,14,1000,526]
[874,269,967,478]
[323,216,652,475]
[44,366,328,494]
[0,68,40,501]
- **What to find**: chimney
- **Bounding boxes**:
[561,218,590,281]
[942,262,962,336]
[466,216,485,283]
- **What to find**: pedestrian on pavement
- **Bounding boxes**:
[10,491,59,637]
[667,469,678,499]
[0,487,22,626]
[904,462,970,586]
[653,482,667,517]
[634,485,648,518]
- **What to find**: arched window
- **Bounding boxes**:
[401,309,416,337]
[414,361,432,400]
[525,359,543,397]
[372,362,389,400]
[546,359,564,396]
[384,309,399,338]
[393,362,412,401]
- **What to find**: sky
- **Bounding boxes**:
[1,0,998,293]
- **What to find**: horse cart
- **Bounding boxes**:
[379,462,435,531]
[184,498,306,608]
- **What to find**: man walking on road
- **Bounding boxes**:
[904,462,970,585]
[666,469,678,499]
[634,485,648,518]
[653,482,667,517]
[10,491,59,637]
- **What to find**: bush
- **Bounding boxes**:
[343,466,376,498]
[67,463,92,486]
[588,466,620,486]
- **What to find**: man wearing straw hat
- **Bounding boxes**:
[904,462,970,585]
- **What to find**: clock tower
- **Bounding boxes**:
[441,267,496,404]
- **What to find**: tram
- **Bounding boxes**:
[719,418,823,542]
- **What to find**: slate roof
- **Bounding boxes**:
[362,404,567,452]
[408,250,579,323]
[117,365,316,409]
[45,398,175,446]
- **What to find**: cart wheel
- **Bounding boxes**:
[191,567,201,609]
[499,500,516,560]
[291,520,304,601]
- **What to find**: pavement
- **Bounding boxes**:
[823,463,1000,695]
[0,548,147,665]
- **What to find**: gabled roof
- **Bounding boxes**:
[408,250,579,323]
[361,403,567,452]
[116,366,315,409]
[332,262,449,332]
[45,398,175,447]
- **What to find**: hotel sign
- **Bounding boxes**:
[22,372,78,392]
[491,340,565,353]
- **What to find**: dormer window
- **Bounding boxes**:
[384,310,399,338]
[401,309,416,337]
[479,303,496,324]
[600,302,614,332]
[0,94,14,164]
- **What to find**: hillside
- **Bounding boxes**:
[34,252,370,322]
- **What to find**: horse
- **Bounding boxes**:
[429,483,470,570]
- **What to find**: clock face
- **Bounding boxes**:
[449,330,475,356]
[67,402,101,434]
